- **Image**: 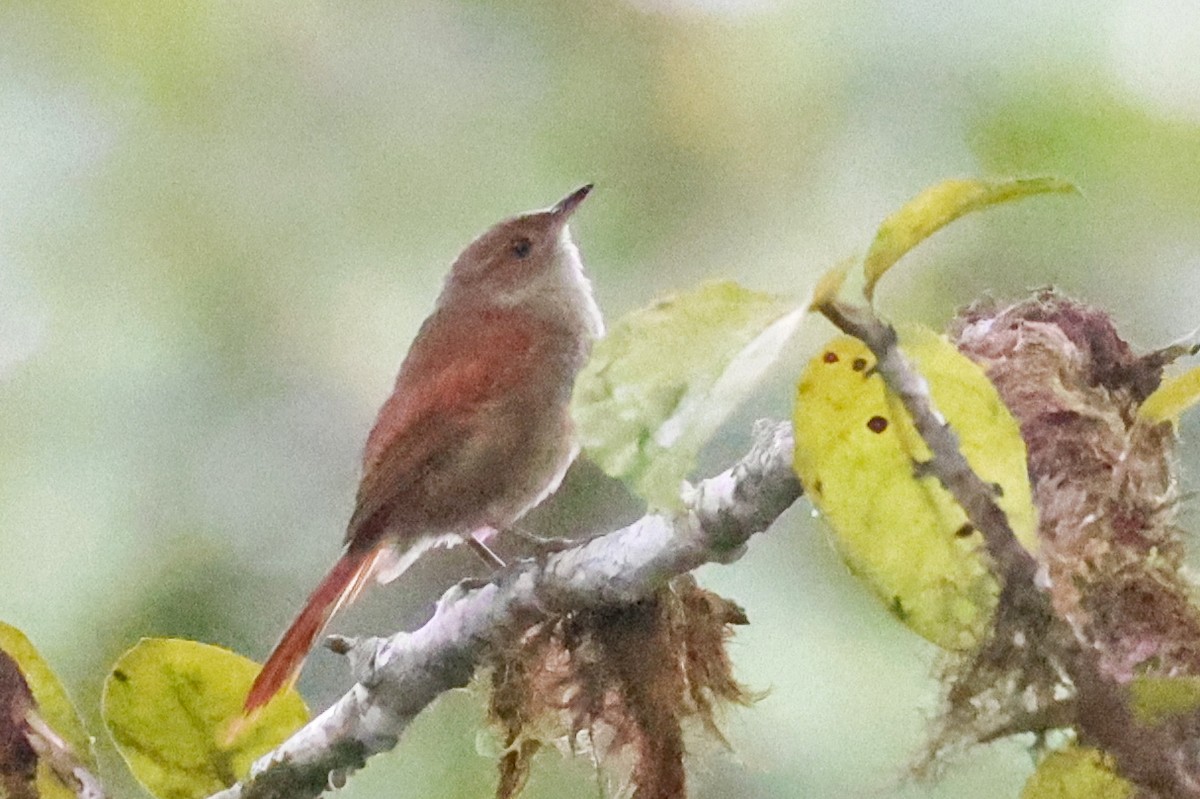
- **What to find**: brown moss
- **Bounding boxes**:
[486,576,752,799]
[921,290,1200,790]
[952,291,1199,670]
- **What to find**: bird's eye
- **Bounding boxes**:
[510,237,533,259]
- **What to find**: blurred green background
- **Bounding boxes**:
[3,0,1200,797]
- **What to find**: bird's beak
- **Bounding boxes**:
[551,184,593,221]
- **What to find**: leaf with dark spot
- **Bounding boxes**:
[102,639,308,799]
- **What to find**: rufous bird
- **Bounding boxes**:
[244,185,603,713]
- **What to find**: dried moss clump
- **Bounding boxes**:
[923,290,1200,786]
[486,575,753,799]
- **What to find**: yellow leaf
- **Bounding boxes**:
[1020,746,1133,799]
[863,177,1077,301]
[1139,365,1200,425]
[0,621,96,799]
[1129,674,1200,725]
[792,325,1038,650]
[102,639,308,799]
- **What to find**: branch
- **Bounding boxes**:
[820,298,1200,798]
[210,420,801,799]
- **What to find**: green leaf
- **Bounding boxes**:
[102,639,308,799]
[1020,746,1133,799]
[1130,674,1200,725]
[0,621,96,799]
[572,280,802,509]
[863,177,1077,301]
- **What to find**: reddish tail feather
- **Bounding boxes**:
[243,546,382,714]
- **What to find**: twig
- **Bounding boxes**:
[818,298,1200,799]
[208,420,801,799]
[817,300,1038,585]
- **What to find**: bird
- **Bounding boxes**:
[244,185,603,713]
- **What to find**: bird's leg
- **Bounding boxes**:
[507,526,575,554]
[467,527,507,570]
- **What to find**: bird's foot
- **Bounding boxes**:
[507,527,576,554]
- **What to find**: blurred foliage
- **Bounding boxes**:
[1129,675,1200,726]
[2,1,1198,797]
[573,280,800,510]
[1019,746,1133,799]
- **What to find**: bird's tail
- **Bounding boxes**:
[243,545,386,714]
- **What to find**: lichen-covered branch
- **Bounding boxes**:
[208,420,801,799]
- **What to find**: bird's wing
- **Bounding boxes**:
[345,308,543,548]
